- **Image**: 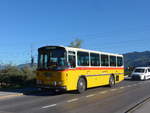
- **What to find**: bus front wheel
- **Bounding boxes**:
[77,78,86,93]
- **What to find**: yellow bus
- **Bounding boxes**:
[36,46,124,93]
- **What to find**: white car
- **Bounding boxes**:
[131,67,150,80]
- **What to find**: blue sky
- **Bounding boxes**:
[0,0,150,64]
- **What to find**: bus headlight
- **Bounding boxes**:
[37,80,42,84]
[52,81,62,86]
[58,82,62,85]
[54,81,57,86]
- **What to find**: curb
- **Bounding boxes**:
[0,93,24,100]
[0,89,39,100]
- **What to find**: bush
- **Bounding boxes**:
[0,65,36,88]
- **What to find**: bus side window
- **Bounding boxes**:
[117,57,123,67]
[77,51,89,66]
[101,54,109,66]
[110,56,116,67]
[90,53,100,66]
[68,55,76,68]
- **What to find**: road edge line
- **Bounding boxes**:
[125,96,150,113]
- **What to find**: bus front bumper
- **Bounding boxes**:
[37,84,66,90]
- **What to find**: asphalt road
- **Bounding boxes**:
[0,79,150,113]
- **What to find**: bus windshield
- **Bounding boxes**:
[38,47,68,70]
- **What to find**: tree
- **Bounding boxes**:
[69,38,83,48]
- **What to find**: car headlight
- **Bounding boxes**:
[139,74,143,76]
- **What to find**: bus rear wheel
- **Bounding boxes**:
[77,78,86,93]
[109,75,115,87]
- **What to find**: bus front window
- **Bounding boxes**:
[38,54,48,69]
[38,47,68,70]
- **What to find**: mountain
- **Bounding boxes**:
[123,51,150,68]
[17,63,37,69]
[0,64,6,70]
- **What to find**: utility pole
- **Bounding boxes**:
[30,44,34,67]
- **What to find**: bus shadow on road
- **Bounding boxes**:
[23,85,113,96]
[22,89,66,96]
[0,86,110,97]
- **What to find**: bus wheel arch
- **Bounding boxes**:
[77,76,87,93]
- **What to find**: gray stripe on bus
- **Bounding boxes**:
[85,73,124,77]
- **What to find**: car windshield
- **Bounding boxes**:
[134,69,145,73]
[38,47,68,70]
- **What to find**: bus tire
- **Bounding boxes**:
[77,77,86,93]
[109,75,115,87]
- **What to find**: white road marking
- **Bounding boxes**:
[42,104,57,109]
[67,98,79,103]
[127,85,131,87]
[120,87,125,89]
[100,91,108,94]
[110,89,117,91]
[86,94,96,98]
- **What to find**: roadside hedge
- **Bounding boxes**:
[0,65,36,88]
